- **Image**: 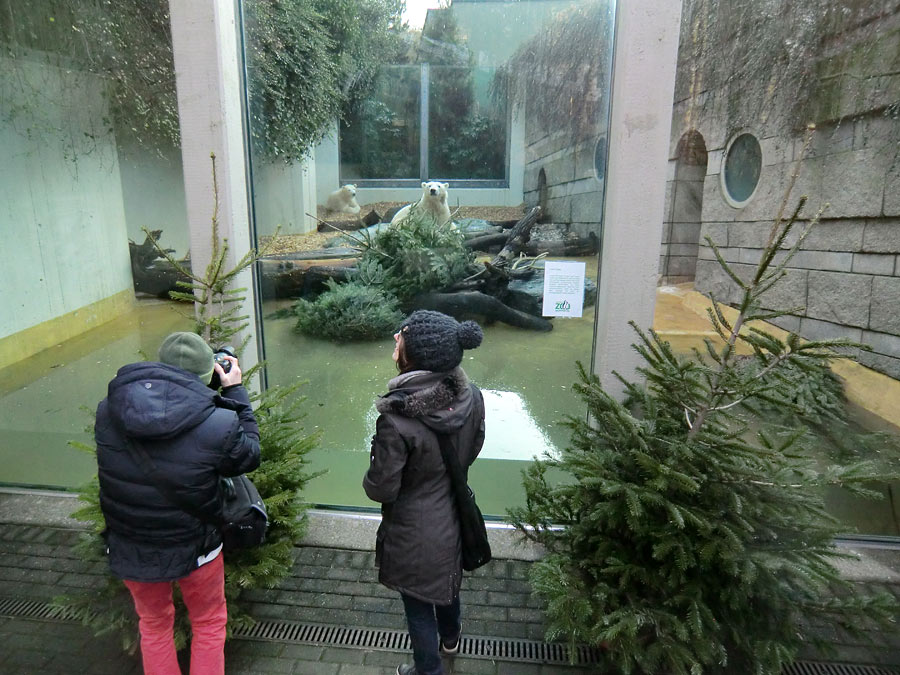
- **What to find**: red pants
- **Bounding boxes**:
[124,555,227,675]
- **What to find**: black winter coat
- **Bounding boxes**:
[95,361,260,582]
[363,368,485,605]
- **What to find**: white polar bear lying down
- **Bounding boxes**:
[390,181,452,227]
[325,184,361,215]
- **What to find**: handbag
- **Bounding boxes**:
[123,436,268,552]
[436,432,492,571]
[217,474,268,551]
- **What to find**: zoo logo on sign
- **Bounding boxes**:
[554,300,571,312]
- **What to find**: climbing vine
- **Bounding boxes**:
[0,0,404,163]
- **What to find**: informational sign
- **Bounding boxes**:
[542,260,586,317]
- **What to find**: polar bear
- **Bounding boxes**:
[390,181,452,227]
[325,184,361,215]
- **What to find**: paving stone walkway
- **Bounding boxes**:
[0,521,898,674]
[0,523,587,674]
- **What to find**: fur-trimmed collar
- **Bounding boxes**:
[376,368,469,418]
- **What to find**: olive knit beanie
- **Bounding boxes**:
[158,332,215,383]
[399,310,483,373]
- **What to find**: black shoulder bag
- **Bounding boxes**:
[436,433,492,571]
[123,436,267,552]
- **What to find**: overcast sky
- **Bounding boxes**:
[403,0,444,29]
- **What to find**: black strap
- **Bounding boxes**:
[122,435,216,526]
[435,384,483,497]
[436,432,470,501]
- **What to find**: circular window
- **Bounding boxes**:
[721,133,762,207]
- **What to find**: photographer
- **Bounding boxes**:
[94,332,260,675]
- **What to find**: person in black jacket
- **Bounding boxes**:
[363,311,486,675]
[95,331,260,675]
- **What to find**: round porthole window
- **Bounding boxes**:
[721,133,762,207]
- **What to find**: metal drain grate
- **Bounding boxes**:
[234,618,603,666]
[784,663,899,675]
[1,597,896,672]
[0,597,80,622]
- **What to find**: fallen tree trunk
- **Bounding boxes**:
[132,261,191,299]
[523,233,599,257]
[258,259,355,299]
[409,291,553,331]
[464,232,508,252]
[493,206,541,265]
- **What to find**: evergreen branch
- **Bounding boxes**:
[704,237,747,290]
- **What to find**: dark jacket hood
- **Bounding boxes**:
[375,367,474,434]
[105,361,217,440]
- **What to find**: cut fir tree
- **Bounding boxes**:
[508,128,898,675]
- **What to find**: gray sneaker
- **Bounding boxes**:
[396,665,417,675]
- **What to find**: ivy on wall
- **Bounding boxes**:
[0,0,405,163]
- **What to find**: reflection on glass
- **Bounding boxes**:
[429,66,507,180]
[480,390,556,461]
[0,0,190,489]
[340,66,421,180]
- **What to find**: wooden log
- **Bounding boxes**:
[258,259,355,299]
[492,206,541,265]
[409,291,553,331]
[132,260,191,299]
[464,232,508,251]
[523,233,599,257]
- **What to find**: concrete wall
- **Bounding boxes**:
[252,155,318,237]
[663,3,900,379]
[117,140,190,257]
[0,54,133,342]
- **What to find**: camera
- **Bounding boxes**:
[209,345,236,389]
[214,345,236,374]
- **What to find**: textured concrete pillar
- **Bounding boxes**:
[593,0,683,398]
[168,0,260,386]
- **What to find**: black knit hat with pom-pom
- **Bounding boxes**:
[399,310,483,373]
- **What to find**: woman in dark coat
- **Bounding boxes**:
[363,310,486,675]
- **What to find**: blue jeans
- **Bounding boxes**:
[400,593,461,675]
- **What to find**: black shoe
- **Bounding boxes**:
[440,632,461,655]
[397,665,417,675]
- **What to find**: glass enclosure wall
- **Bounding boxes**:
[243,0,617,514]
[0,0,192,489]
[658,1,900,537]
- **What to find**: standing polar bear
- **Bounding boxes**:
[390,181,452,227]
[325,184,361,215]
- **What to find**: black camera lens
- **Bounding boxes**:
[214,353,232,373]
[214,345,236,374]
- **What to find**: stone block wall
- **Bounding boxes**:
[522,130,606,241]
[690,110,900,379]
[662,3,900,380]
[660,161,705,284]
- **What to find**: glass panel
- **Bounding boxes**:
[429,65,507,180]
[340,66,421,181]
[0,0,192,489]
[244,0,616,514]
[661,1,900,538]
